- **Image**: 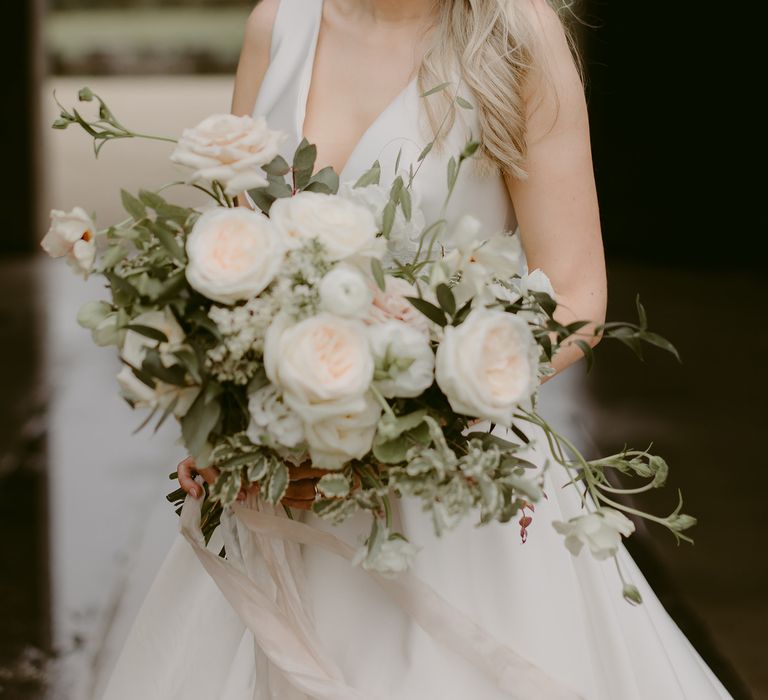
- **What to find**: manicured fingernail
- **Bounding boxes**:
[190,487,199,498]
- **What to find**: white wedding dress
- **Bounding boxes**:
[101,2,733,698]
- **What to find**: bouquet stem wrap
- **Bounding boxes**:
[180,491,583,700]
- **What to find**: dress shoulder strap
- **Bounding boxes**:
[253,0,323,126]
[269,0,323,61]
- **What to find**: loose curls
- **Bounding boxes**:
[419,0,581,179]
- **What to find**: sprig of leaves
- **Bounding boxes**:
[53,86,177,157]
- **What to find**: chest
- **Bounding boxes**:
[253,0,517,235]
[302,19,426,176]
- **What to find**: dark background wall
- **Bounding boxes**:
[582,1,763,266]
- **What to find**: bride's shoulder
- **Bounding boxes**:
[232,0,282,115]
[244,0,282,49]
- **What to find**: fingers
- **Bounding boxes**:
[177,457,219,499]
[177,457,200,497]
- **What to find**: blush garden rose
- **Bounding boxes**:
[435,308,540,426]
[185,207,285,304]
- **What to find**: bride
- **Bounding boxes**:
[101,0,732,698]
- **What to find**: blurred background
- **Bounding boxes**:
[1,0,764,698]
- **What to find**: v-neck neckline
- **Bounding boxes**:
[297,0,419,182]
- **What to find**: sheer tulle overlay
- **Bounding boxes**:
[101,1,732,697]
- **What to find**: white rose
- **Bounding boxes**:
[367,275,431,338]
[270,191,382,261]
[368,320,435,398]
[118,309,199,417]
[247,383,305,448]
[185,207,284,304]
[435,309,540,425]
[41,207,97,278]
[553,509,636,560]
[302,391,381,469]
[170,113,284,196]
[319,264,373,318]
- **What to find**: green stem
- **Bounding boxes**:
[370,385,396,419]
[128,132,178,144]
[592,491,670,527]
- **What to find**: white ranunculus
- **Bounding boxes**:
[435,309,540,425]
[170,113,284,196]
[553,509,636,560]
[41,207,97,278]
[367,320,435,398]
[118,309,199,417]
[247,383,305,448]
[270,191,382,261]
[185,207,284,304]
[319,264,373,318]
[367,275,431,338]
[302,391,382,469]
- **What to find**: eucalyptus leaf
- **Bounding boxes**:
[105,271,140,305]
[182,388,221,459]
[263,155,291,176]
[421,82,451,97]
[121,189,146,220]
[435,283,456,316]
[406,296,447,327]
[354,160,381,188]
[381,201,396,239]
[306,166,340,194]
[371,258,386,292]
[417,142,434,162]
[122,324,168,343]
[400,186,412,221]
[641,332,681,362]
[574,339,595,372]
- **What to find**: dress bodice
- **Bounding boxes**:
[252,0,518,237]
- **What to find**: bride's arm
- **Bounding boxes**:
[504,2,607,379]
[231,0,281,209]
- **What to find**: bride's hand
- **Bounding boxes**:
[176,457,330,510]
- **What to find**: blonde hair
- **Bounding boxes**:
[419,0,581,179]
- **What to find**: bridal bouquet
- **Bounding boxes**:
[45,87,694,603]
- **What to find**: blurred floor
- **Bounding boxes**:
[0,76,763,699]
